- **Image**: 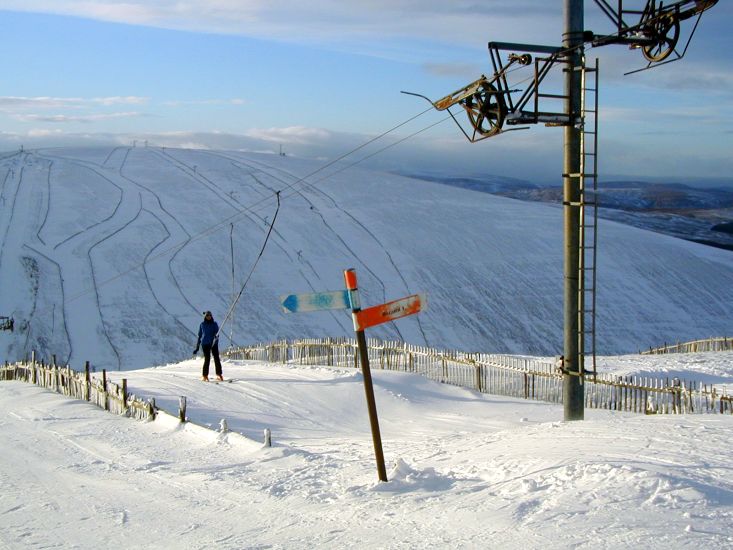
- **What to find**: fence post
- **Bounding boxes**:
[102,369,109,411]
[85,361,91,401]
[122,379,128,415]
[179,396,187,422]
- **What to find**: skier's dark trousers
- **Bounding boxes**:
[193,311,223,381]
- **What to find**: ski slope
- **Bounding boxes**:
[1,146,732,371]
[1,352,732,549]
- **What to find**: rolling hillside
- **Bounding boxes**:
[1,146,732,370]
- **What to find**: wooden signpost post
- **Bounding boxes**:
[280,268,426,482]
[343,269,387,481]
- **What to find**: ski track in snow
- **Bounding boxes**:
[164,148,392,339]
[117,148,198,343]
[33,151,133,368]
[165,147,350,345]
[195,150,428,343]
[151,147,349,343]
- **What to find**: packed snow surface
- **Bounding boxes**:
[1,352,732,549]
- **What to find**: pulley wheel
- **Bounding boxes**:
[642,14,680,62]
[462,81,506,139]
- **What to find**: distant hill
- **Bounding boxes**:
[411,174,733,251]
[2,147,733,370]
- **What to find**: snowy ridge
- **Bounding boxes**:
[1,146,732,371]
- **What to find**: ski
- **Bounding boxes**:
[206,378,236,384]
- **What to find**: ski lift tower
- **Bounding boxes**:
[563,0,586,420]
[404,0,718,421]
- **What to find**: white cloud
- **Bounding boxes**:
[0,96,85,109]
[27,128,65,137]
[4,1,727,80]
[653,66,733,95]
[0,96,150,111]
[0,125,729,181]
[3,0,727,73]
[245,126,332,144]
[422,62,483,79]
[162,98,247,107]
[12,111,148,123]
[92,96,150,105]
[0,1,559,50]
[0,96,152,127]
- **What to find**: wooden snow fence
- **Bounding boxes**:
[642,336,733,355]
[1,355,156,421]
[224,338,733,416]
[584,372,733,415]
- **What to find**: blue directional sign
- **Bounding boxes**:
[280,290,351,313]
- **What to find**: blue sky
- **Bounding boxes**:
[0,1,731,184]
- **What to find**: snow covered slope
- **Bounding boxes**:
[1,354,732,548]
[1,146,731,370]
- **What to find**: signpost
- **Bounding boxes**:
[281,268,426,482]
[344,269,426,482]
[343,268,388,482]
[354,294,426,332]
[280,290,351,314]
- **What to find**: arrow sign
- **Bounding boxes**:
[280,290,351,314]
[354,293,426,331]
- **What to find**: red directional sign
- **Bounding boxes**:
[354,293,426,331]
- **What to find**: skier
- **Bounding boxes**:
[193,311,223,381]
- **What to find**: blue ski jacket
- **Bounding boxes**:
[197,319,219,347]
